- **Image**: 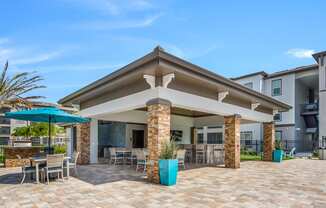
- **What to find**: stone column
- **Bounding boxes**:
[224,114,241,168]
[76,122,90,165]
[263,122,275,161]
[146,98,171,183]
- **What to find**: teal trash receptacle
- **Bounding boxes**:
[159,159,178,186]
[273,150,283,162]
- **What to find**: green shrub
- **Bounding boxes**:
[283,156,294,160]
[53,145,66,154]
[275,139,284,150]
[159,141,177,159]
[240,147,257,156]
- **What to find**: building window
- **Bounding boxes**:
[0,127,10,135]
[275,131,282,140]
[0,116,10,125]
[241,131,253,145]
[272,79,282,96]
[244,82,253,89]
[0,137,9,145]
[197,133,204,144]
[207,132,223,144]
[273,113,282,122]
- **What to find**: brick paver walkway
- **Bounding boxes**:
[0,159,325,208]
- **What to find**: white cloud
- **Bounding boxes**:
[74,13,162,30]
[11,51,63,65]
[66,0,153,16]
[286,48,315,58]
[0,39,65,66]
[15,63,124,74]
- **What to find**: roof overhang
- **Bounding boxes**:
[231,71,268,80]
[313,51,326,62]
[58,46,291,113]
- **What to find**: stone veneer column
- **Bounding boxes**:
[146,98,171,183]
[224,114,241,168]
[76,122,91,165]
[263,122,275,161]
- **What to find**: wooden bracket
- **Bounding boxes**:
[162,73,175,88]
[218,91,229,102]
[251,102,260,110]
[143,75,155,89]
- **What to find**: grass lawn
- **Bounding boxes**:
[241,154,294,161]
[241,154,262,161]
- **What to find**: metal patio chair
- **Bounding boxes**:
[195,144,206,164]
[43,154,65,184]
[65,151,79,176]
[136,150,147,173]
[17,155,36,184]
[109,148,123,165]
[177,149,186,169]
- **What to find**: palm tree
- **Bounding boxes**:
[0,61,45,108]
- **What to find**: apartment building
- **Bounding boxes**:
[0,107,12,145]
[313,51,326,148]
[232,59,321,152]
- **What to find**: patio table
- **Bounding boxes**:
[115,149,132,164]
[30,156,70,184]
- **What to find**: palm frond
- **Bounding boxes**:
[0,61,9,85]
[0,62,45,108]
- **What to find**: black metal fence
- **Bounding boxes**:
[240,139,296,155]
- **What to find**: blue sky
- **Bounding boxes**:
[0,0,325,103]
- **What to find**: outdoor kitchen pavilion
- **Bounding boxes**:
[58,46,291,183]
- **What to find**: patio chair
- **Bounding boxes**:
[177,149,186,169]
[16,155,36,184]
[109,148,123,165]
[136,150,147,173]
[127,149,137,165]
[286,147,296,157]
[195,145,205,164]
[64,152,79,176]
[43,154,65,184]
[184,144,193,163]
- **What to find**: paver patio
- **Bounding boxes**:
[0,159,325,208]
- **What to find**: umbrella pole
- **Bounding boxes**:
[48,117,51,154]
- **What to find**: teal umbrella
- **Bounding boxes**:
[5,107,89,152]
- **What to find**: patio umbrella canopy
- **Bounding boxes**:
[5,107,89,152]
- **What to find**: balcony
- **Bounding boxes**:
[301,103,319,134]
